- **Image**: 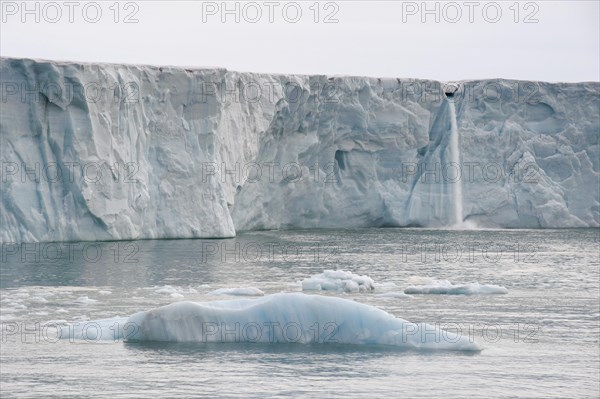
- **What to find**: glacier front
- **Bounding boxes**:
[1,58,598,243]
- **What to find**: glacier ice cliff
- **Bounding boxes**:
[1,58,598,243]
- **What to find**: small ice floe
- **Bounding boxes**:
[209,287,265,296]
[76,296,98,304]
[404,280,508,295]
[153,285,198,297]
[301,270,375,293]
[374,282,397,288]
[98,290,112,295]
[375,292,413,299]
[154,286,178,295]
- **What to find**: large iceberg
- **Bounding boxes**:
[1,58,598,242]
[60,293,481,351]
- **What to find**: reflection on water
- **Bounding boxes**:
[124,341,482,357]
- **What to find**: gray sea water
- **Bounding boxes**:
[1,228,599,398]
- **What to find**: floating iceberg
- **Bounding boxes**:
[209,287,265,296]
[302,270,375,293]
[404,280,508,295]
[57,294,481,350]
[123,293,480,350]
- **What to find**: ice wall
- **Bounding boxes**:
[1,58,598,243]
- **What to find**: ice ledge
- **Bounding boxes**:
[1,57,598,243]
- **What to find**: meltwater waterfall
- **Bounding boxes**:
[2,58,598,242]
[448,100,464,226]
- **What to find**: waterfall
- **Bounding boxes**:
[448,101,464,226]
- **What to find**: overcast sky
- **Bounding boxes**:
[1,1,598,82]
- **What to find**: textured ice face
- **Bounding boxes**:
[1,58,598,243]
[0,59,238,242]
[123,293,481,350]
[301,269,375,293]
[56,293,481,350]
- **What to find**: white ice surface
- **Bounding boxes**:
[375,292,413,299]
[302,270,375,293]
[113,293,480,350]
[2,58,598,243]
[404,280,508,295]
[56,294,481,350]
[208,287,265,296]
[75,296,98,304]
[56,316,128,342]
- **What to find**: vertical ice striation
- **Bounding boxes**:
[1,58,599,243]
[448,100,464,226]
